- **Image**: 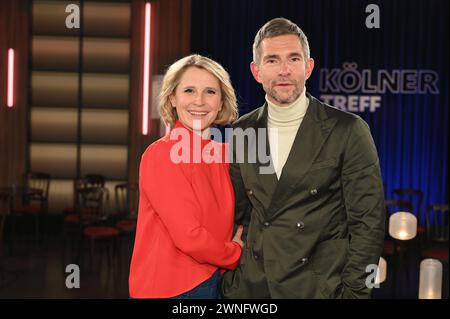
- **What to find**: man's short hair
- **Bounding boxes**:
[253,17,310,64]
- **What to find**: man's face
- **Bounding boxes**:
[250,34,314,106]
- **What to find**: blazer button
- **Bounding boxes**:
[296,221,305,229]
[247,189,253,196]
[253,253,259,260]
[300,257,308,265]
[263,221,270,228]
[310,188,318,195]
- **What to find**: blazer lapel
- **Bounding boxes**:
[266,95,338,219]
[246,103,278,209]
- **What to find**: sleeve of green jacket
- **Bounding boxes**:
[340,117,386,299]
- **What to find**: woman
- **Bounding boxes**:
[129,54,243,299]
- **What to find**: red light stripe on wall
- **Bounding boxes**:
[142,3,151,135]
[7,48,15,108]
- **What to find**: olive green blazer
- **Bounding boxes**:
[220,93,385,299]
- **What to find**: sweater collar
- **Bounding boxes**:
[266,89,308,125]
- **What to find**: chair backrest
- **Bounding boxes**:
[26,172,51,200]
[385,199,413,216]
[78,186,104,225]
[83,174,106,188]
[114,183,139,218]
[384,199,413,238]
[392,188,423,219]
[115,183,128,216]
[425,204,449,244]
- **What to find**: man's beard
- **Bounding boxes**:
[265,81,303,106]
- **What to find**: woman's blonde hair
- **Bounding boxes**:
[158,54,238,125]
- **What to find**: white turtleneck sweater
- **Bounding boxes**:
[267,90,309,179]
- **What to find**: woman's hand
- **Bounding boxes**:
[232,225,244,247]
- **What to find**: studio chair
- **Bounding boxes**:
[77,187,119,273]
[421,204,448,262]
[83,174,106,188]
[114,183,138,234]
[62,174,107,232]
[62,175,108,263]
[12,172,51,248]
[383,199,412,256]
[112,184,138,273]
[421,203,449,299]
[62,179,87,263]
[0,190,11,257]
[392,188,425,239]
[388,211,418,298]
[0,190,12,287]
[383,200,413,298]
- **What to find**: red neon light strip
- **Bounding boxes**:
[142,3,151,135]
[7,48,15,108]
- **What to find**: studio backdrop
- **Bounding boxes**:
[190,0,449,225]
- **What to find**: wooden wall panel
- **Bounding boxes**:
[0,0,29,188]
[1,0,192,207]
[31,108,128,144]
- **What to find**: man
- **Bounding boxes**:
[220,18,385,299]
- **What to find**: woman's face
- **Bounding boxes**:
[170,67,223,131]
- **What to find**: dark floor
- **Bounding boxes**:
[0,217,133,299]
[0,217,448,299]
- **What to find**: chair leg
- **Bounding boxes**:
[76,232,84,268]
[115,236,121,274]
[107,240,112,271]
[9,215,16,256]
[11,214,17,254]
[391,254,398,298]
[90,237,95,271]
[35,214,40,248]
[62,223,75,266]
[61,224,67,265]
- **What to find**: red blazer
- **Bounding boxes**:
[129,121,242,298]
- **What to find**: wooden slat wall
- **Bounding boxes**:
[30,0,133,214]
[0,0,191,209]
